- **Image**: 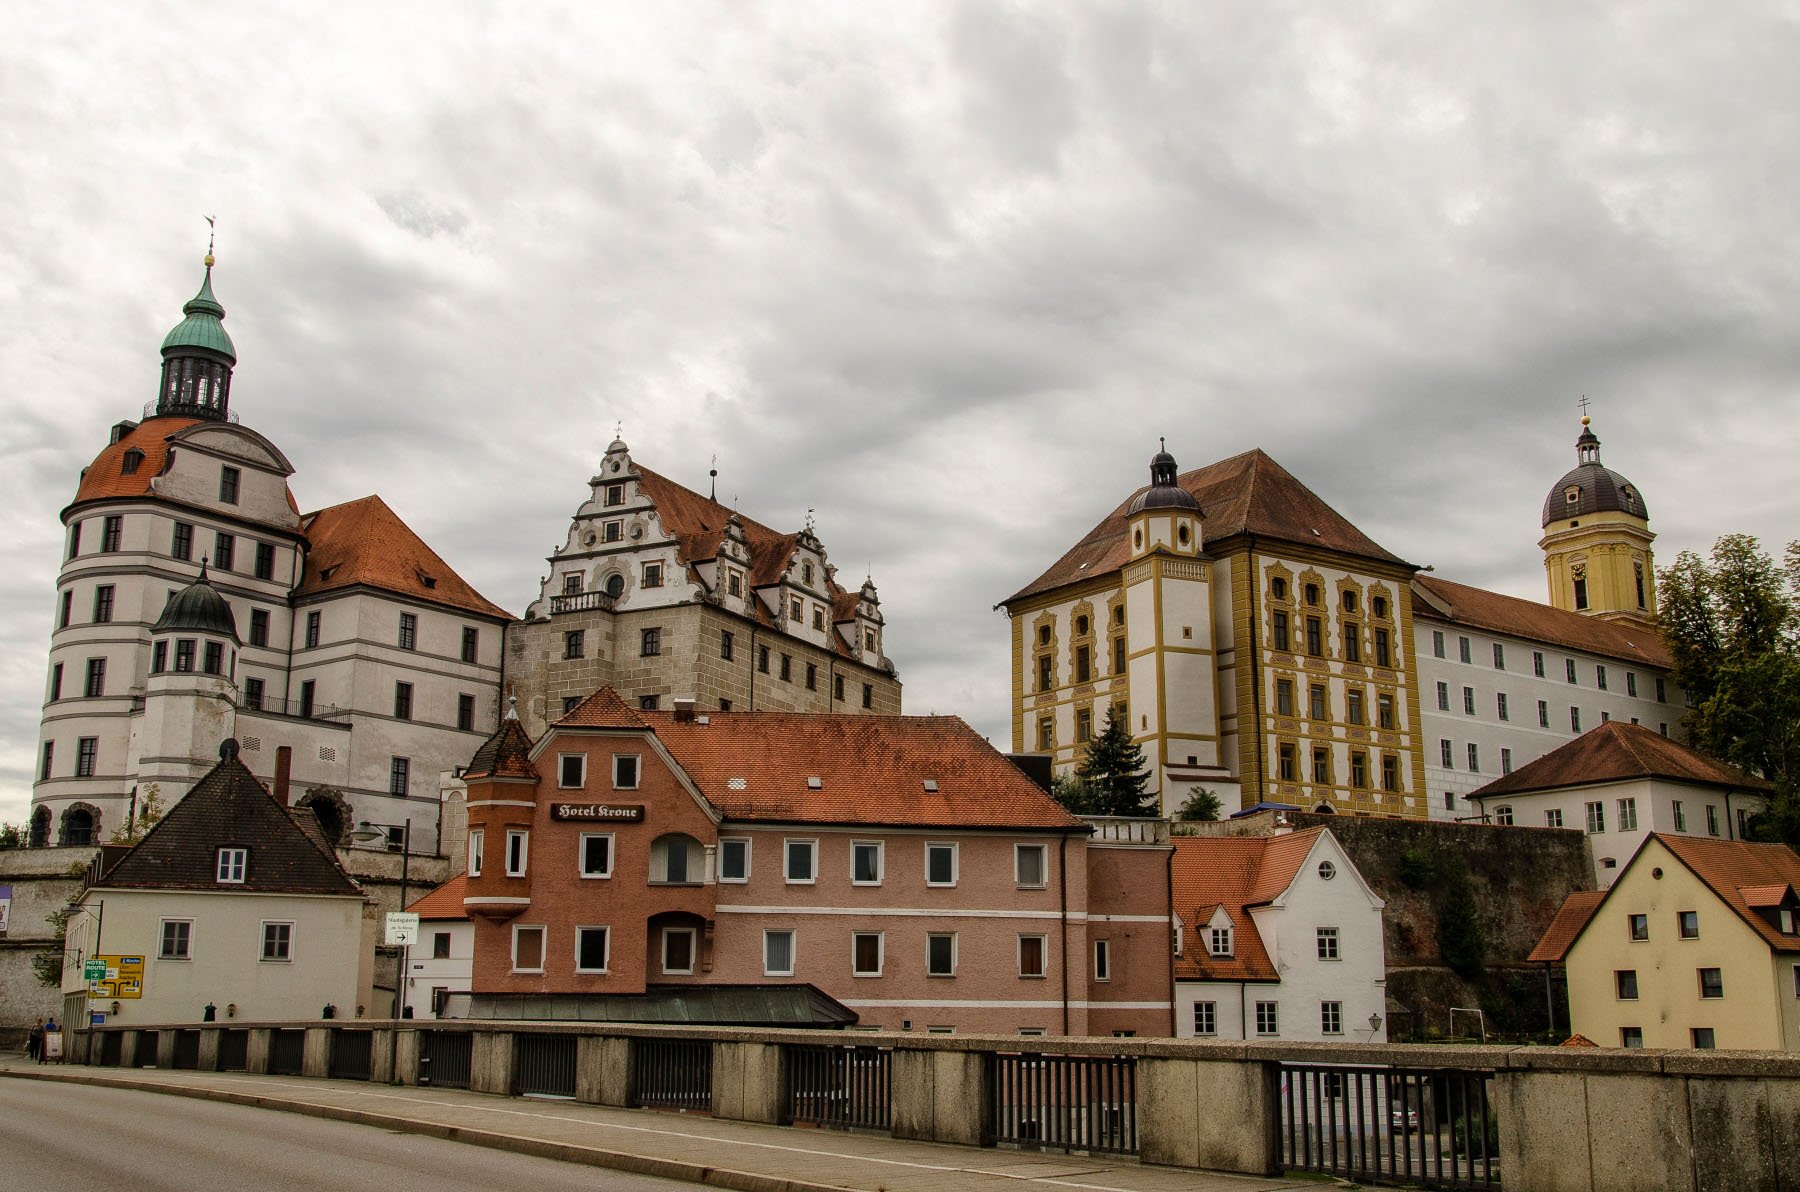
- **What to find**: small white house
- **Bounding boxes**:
[61,741,371,1027]
[1172,826,1387,1042]
[1468,722,1771,886]
[402,873,472,1019]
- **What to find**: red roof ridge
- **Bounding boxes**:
[406,872,470,919]
[555,687,650,730]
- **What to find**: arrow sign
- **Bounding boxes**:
[83,959,107,981]
[385,911,420,947]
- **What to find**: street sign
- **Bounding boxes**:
[88,954,143,999]
[385,911,420,946]
[83,959,107,981]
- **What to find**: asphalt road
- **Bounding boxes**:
[0,1080,698,1192]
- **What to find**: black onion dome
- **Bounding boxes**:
[152,565,240,643]
[1541,420,1648,527]
[1127,441,1202,515]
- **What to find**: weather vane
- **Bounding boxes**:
[710,453,718,501]
[204,215,217,267]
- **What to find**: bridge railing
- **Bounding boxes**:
[66,1022,1800,1189]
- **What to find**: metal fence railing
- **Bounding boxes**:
[219,1029,249,1072]
[514,1033,578,1098]
[785,1043,890,1131]
[269,1029,306,1076]
[329,1030,373,1081]
[419,1031,472,1089]
[988,1052,1138,1155]
[632,1038,712,1112]
[1280,1064,1498,1189]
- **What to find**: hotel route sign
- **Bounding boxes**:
[552,803,645,823]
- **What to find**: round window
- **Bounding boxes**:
[1133,529,1143,549]
[1317,860,1336,881]
[630,524,644,540]
[604,574,625,598]
[582,532,597,547]
[1178,524,1190,546]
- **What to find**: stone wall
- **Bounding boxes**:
[0,844,97,1042]
[1187,810,1594,1038]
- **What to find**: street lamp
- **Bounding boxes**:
[349,818,410,1083]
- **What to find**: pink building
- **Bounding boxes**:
[461,688,1174,1035]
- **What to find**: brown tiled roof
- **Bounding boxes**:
[70,415,302,515]
[585,698,1085,830]
[1527,890,1606,963]
[1655,834,1800,953]
[297,495,510,620]
[95,752,362,896]
[1170,829,1326,983]
[1559,1034,1599,1048]
[1471,721,1769,800]
[1004,449,1408,605]
[464,715,540,780]
[1412,575,1672,669]
[406,873,469,920]
[555,687,649,730]
[1739,884,1793,908]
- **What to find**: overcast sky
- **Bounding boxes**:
[3,3,1798,824]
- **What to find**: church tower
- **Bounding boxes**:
[154,245,236,421]
[1539,416,1656,625]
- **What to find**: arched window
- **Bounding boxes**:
[59,804,98,846]
[29,806,51,848]
[604,573,625,599]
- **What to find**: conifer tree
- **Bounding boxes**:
[1075,704,1158,817]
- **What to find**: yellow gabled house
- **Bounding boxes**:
[1532,833,1800,1050]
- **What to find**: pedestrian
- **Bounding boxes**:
[40,1016,58,1064]
[26,1016,43,1061]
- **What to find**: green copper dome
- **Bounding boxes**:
[160,267,236,362]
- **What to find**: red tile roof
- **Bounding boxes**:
[1527,890,1606,963]
[1005,450,1409,606]
[464,715,540,781]
[1471,721,1769,800]
[297,495,510,619]
[1169,828,1326,983]
[1655,834,1800,953]
[70,415,302,516]
[1412,575,1672,669]
[548,692,1084,831]
[406,872,469,920]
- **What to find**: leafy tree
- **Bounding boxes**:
[1176,788,1223,821]
[1436,859,1486,980]
[1075,704,1158,817]
[0,822,22,849]
[1049,771,1097,816]
[1658,536,1800,844]
[111,785,166,845]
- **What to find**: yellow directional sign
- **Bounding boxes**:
[87,954,144,999]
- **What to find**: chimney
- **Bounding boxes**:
[672,697,697,723]
[274,746,292,806]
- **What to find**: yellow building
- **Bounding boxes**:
[1000,446,1426,819]
[1534,834,1800,1050]
[1539,416,1656,626]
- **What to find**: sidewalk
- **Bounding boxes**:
[0,1054,1317,1192]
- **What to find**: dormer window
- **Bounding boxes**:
[120,448,144,476]
[865,630,877,652]
[803,562,814,585]
[727,571,742,596]
[643,563,663,588]
[790,597,803,621]
[1209,926,1233,956]
[604,483,624,507]
[217,847,247,883]
[604,520,622,542]
[1565,486,1581,504]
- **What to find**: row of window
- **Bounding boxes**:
[508,923,1067,980]
[1275,679,1400,729]
[1269,611,1396,668]
[1439,739,1514,776]
[1191,999,1347,1037]
[1623,1026,1714,1049]
[39,737,99,780]
[561,628,876,708]
[1202,925,1345,961]
[69,516,279,579]
[1434,683,1669,738]
[1034,699,1128,750]
[1430,632,1666,702]
[1268,577,1392,622]
[471,826,1046,890]
[1275,742,1405,792]
[156,916,291,962]
[1615,966,1737,1001]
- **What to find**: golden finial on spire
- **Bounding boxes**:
[1577,395,1591,426]
[204,215,217,268]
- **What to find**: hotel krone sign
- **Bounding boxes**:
[551,803,646,822]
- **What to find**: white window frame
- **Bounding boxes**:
[663,926,698,975]
[217,847,247,884]
[784,838,818,885]
[1017,933,1048,979]
[511,924,546,974]
[927,931,957,977]
[1014,843,1048,889]
[851,840,884,886]
[1585,802,1605,834]
[1254,1000,1279,1036]
[763,929,796,977]
[1093,938,1111,982]
[612,754,640,790]
[851,930,884,977]
[1617,797,1638,832]
[574,925,610,974]
[159,918,193,961]
[506,829,529,877]
[579,832,614,879]
[1193,1001,1217,1036]
[1317,927,1339,960]
[1210,926,1234,957]
[557,753,586,789]
[719,837,751,883]
[1321,1000,1343,1035]
[260,920,294,962]
[924,841,959,888]
[468,829,484,877]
